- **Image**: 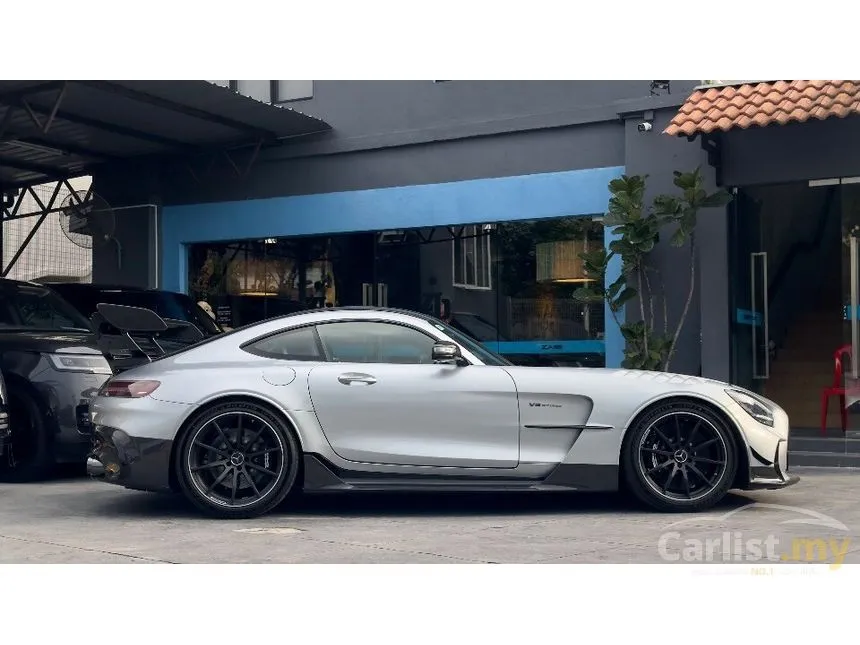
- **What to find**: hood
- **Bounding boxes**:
[0,329,102,354]
[602,368,729,388]
[504,365,735,398]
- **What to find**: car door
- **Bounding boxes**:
[307,320,520,469]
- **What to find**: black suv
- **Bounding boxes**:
[42,282,222,372]
[0,278,112,480]
[0,370,9,457]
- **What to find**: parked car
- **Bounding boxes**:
[40,282,223,372]
[0,370,9,458]
[0,278,113,480]
[88,306,797,519]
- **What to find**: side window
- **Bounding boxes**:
[244,326,322,361]
[316,321,437,365]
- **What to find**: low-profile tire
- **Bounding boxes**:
[621,399,738,513]
[175,401,301,519]
[0,388,55,482]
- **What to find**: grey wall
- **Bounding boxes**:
[159,121,627,205]
[151,79,700,205]
[282,81,686,143]
[91,160,162,288]
[722,115,860,186]
[622,107,727,379]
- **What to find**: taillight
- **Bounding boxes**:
[99,380,161,398]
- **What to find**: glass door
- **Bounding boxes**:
[729,188,769,395]
[842,183,860,434]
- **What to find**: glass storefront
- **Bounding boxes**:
[187,216,606,367]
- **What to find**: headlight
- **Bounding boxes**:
[725,388,774,426]
[46,353,112,375]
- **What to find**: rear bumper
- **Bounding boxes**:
[88,425,174,493]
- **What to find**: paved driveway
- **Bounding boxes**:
[1,468,858,565]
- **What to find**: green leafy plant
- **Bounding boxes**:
[574,168,732,371]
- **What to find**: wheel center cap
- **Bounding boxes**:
[230,452,245,467]
[673,449,689,464]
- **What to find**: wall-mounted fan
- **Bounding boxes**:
[59,189,123,268]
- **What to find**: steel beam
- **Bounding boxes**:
[22,101,194,150]
[0,81,66,103]
[1,132,115,162]
[0,154,67,177]
[77,80,278,140]
[1,181,62,277]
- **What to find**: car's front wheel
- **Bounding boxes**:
[176,401,300,519]
[622,399,738,512]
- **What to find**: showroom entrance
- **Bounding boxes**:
[730,178,860,434]
[186,216,608,367]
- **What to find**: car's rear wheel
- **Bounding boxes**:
[176,401,300,519]
[622,400,738,512]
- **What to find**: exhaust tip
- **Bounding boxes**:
[86,457,106,478]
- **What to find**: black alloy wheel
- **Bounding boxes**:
[622,400,737,512]
[177,401,300,519]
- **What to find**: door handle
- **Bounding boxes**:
[337,372,377,385]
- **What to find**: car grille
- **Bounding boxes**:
[0,407,9,438]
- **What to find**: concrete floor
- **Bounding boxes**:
[1,468,859,564]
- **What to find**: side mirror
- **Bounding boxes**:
[432,342,465,365]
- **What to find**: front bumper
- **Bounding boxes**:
[88,425,174,493]
[745,438,800,490]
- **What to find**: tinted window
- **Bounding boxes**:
[0,283,92,331]
[245,326,322,360]
[53,286,221,335]
[316,321,437,364]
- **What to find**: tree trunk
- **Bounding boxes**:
[665,233,696,372]
[637,265,648,357]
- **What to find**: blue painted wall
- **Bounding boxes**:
[161,166,625,365]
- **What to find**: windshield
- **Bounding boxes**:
[0,282,93,332]
[427,318,512,366]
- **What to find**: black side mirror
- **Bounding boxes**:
[432,342,465,365]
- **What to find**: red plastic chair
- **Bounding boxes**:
[821,344,853,434]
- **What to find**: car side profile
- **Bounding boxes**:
[87,307,798,519]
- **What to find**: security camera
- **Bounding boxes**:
[638,121,653,133]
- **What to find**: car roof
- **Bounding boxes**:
[284,306,438,321]
[0,277,49,289]
[42,282,148,292]
[43,282,199,298]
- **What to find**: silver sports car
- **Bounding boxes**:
[87,307,798,519]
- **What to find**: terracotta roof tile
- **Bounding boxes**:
[663,80,860,136]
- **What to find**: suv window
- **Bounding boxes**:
[0,283,92,332]
[316,321,437,364]
[244,326,322,361]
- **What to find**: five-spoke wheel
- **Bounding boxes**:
[622,400,737,512]
[176,401,300,519]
